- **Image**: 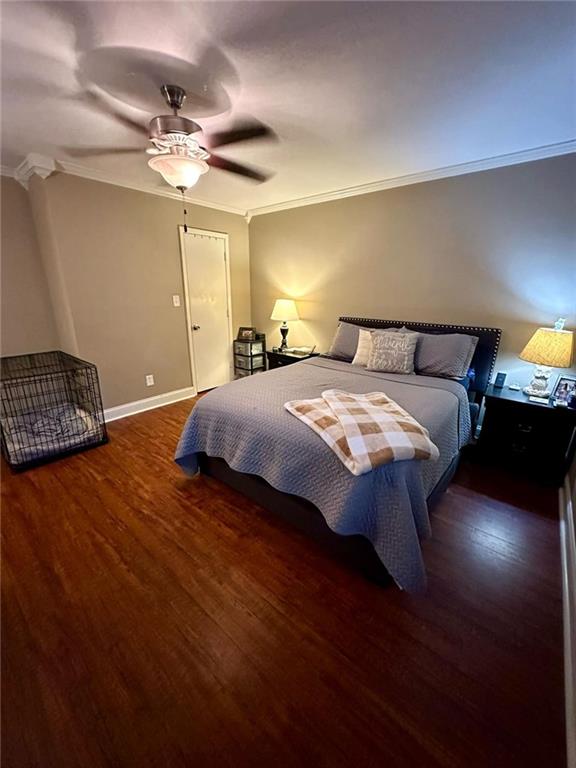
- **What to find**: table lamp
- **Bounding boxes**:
[270,299,299,350]
[519,318,573,396]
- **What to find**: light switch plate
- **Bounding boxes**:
[145,374,155,387]
[172,294,181,307]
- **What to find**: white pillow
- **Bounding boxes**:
[352,328,373,366]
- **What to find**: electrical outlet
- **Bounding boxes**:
[145,374,155,387]
[172,294,181,307]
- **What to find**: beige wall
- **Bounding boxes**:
[0,177,58,355]
[28,175,79,354]
[25,173,250,408]
[3,154,574,411]
[250,155,576,383]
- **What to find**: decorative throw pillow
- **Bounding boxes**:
[352,328,404,366]
[351,328,374,366]
[327,321,361,360]
[366,332,417,374]
[413,332,479,378]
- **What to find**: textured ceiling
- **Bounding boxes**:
[1,1,575,211]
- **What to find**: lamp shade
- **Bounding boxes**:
[270,299,299,321]
[519,327,573,368]
[148,154,208,190]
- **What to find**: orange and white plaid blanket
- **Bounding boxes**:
[285,389,439,476]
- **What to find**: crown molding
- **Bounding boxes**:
[57,159,247,216]
[1,155,247,216]
[5,139,574,219]
[14,153,56,189]
[247,139,576,218]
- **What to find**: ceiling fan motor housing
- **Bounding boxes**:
[149,114,201,139]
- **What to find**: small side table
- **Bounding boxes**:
[477,384,576,486]
[233,336,266,378]
[266,350,320,370]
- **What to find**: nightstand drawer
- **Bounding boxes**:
[484,401,548,433]
[266,351,320,369]
[234,340,264,356]
[235,368,262,379]
[234,354,264,371]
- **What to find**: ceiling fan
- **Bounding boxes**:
[65,82,276,191]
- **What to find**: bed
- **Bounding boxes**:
[176,318,501,591]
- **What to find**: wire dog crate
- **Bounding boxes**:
[0,351,108,471]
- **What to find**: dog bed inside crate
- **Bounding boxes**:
[1,351,108,470]
[3,403,101,465]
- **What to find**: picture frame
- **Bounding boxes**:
[237,326,256,341]
[552,375,576,404]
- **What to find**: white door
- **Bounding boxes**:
[181,229,232,392]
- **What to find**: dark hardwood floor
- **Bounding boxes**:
[1,399,565,768]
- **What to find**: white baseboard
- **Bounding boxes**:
[104,387,196,422]
[560,473,576,768]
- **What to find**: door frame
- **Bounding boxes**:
[178,226,234,392]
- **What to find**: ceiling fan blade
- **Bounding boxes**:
[207,154,272,183]
[80,90,150,136]
[194,43,239,92]
[60,146,143,157]
[77,47,231,117]
[208,119,276,149]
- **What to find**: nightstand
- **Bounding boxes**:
[477,384,576,486]
[266,350,320,369]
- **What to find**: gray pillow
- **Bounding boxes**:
[412,332,479,378]
[328,322,404,360]
[366,332,417,374]
[328,321,361,360]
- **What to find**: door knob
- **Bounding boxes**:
[192,324,201,330]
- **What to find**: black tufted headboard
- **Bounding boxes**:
[339,317,502,403]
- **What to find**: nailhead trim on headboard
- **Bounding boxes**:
[338,317,502,401]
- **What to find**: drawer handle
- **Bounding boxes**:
[516,424,533,433]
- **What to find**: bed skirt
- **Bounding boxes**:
[198,452,461,586]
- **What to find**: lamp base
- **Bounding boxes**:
[523,366,552,398]
[279,322,289,350]
[523,385,551,397]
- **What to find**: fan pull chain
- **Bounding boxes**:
[178,186,188,232]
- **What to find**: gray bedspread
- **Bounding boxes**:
[175,357,471,591]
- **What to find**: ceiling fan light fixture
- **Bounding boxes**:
[147,153,208,190]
